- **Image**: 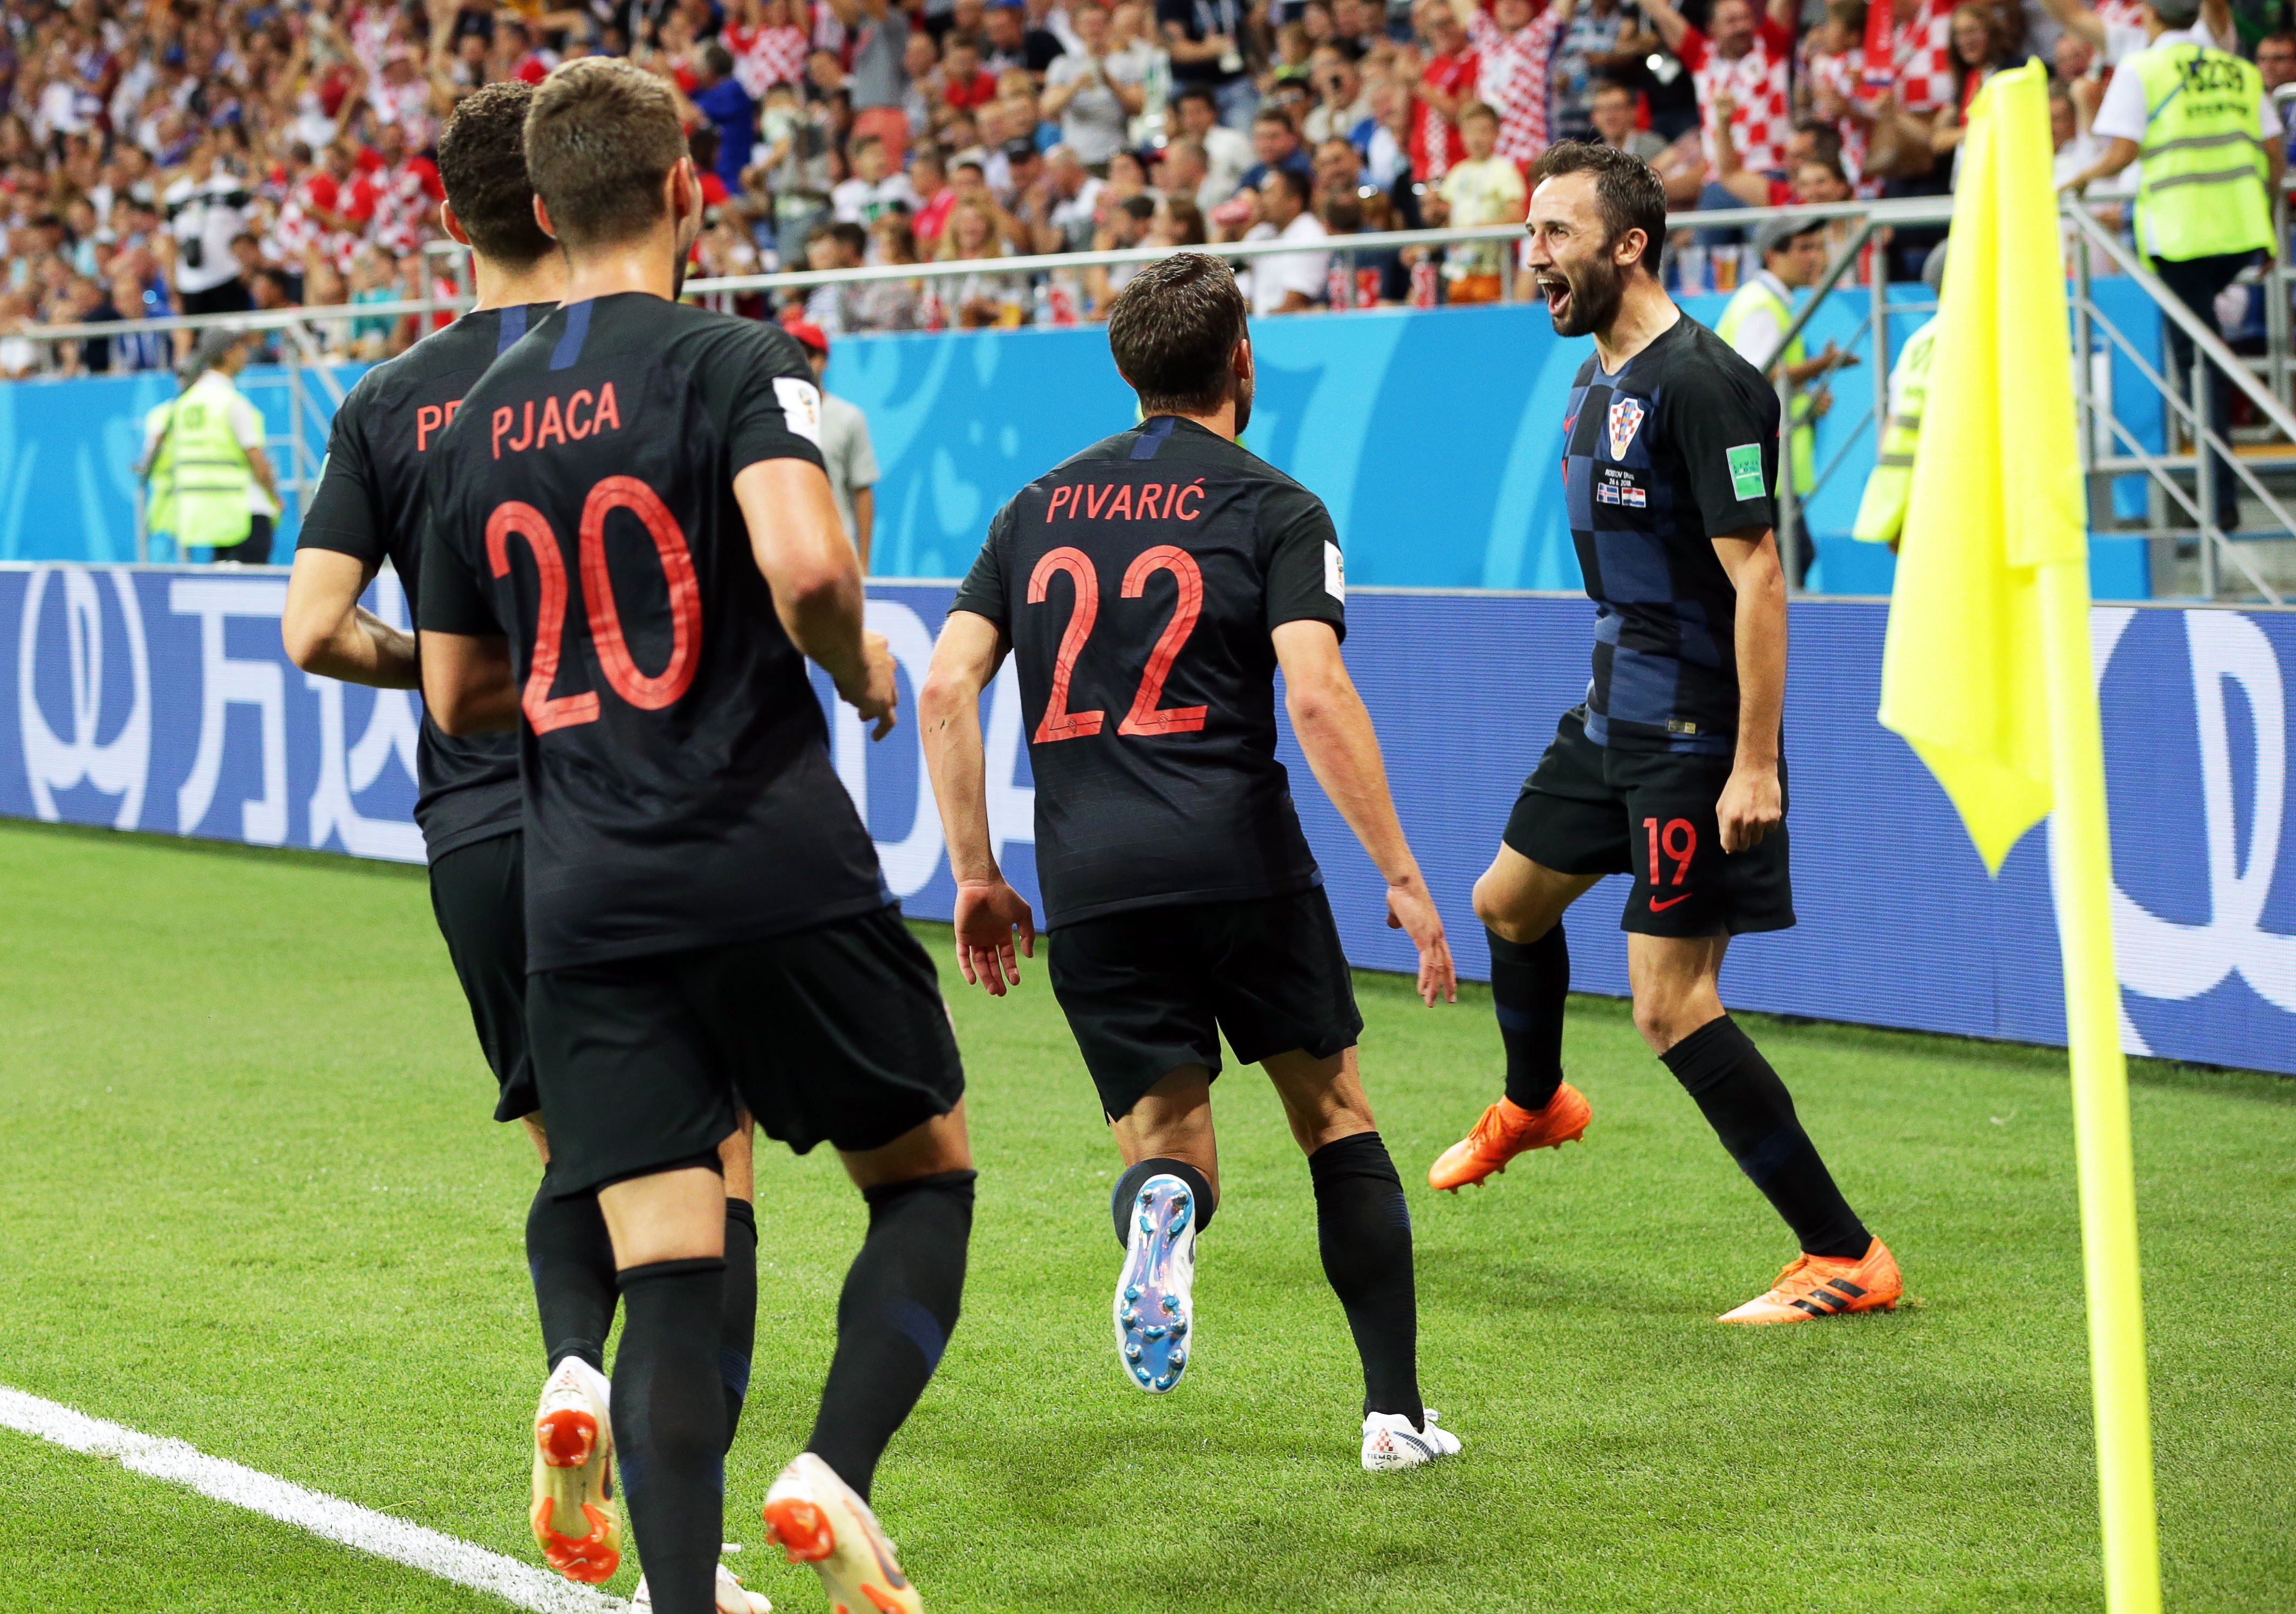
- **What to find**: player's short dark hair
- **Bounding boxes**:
[1529,139,1666,273]
[1107,251,1249,417]
[524,57,689,252]
[2150,0,2201,26]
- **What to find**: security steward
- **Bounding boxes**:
[1853,242,1949,553]
[1716,215,1858,583]
[138,327,282,564]
[2061,0,2286,532]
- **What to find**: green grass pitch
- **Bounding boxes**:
[2,819,2292,1612]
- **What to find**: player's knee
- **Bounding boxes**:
[1631,991,1698,1054]
[1472,877,1549,942]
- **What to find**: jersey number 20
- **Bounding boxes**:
[1027,545,1208,744]
[486,476,702,733]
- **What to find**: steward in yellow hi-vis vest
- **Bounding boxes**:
[1854,241,1949,551]
[2130,43,2272,262]
[139,329,282,564]
[2060,0,2286,531]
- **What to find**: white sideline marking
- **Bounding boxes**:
[0,1385,626,1612]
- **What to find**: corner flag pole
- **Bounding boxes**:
[2038,559,2161,1614]
[1876,58,2162,1612]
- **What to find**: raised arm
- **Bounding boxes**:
[1272,619,1456,1006]
[1709,526,1786,853]
[920,608,1036,993]
[1638,0,1693,55]
[282,549,420,687]
[735,456,897,736]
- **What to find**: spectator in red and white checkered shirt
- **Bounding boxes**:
[1410,0,1481,183]
[1882,0,1960,117]
[725,0,814,100]
[1450,0,1571,166]
[1639,0,1800,179]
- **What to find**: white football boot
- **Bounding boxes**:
[631,1560,773,1612]
[1113,1173,1198,1392]
[1360,1408,1462,1472]
[762,1451,921,1613]
[530,1356,620,1582]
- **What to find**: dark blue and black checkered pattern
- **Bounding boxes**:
[1560,314,1781,756]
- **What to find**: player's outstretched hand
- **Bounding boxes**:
[841,630,899,740]
[1717,763,1784,853]
[1384,876,1458,1007]
[953,878,1036,997]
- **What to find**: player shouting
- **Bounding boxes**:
[418,59,969,1614]
[1425,143,1902,1325]
[920,253,1463,1471]
[282,84,767,1609]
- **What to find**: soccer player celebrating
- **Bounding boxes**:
[919,254,1463,1471]
[1425,143,1902,1326]
[282,84,769,1609]
[418,59,969,1614]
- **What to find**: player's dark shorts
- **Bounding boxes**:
[1502,706,1795,938]
[524,907,965,1198]
[427,830,538,1124]
[1048,886,1364,1123]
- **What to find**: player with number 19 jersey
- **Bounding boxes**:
[419,292,961,1199]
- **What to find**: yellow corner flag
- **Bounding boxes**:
[1878,59,2161,1614]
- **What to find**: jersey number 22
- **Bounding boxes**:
[1027,544,1208,744]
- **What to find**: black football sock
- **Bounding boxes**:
[1488,924,1569,1112]
[1308,1132,1424,1427]
[805,1170,974,1503]
[721,1199,758,1447]
[1110,1157,1217,1249]
[1660,1016,1871,1260]
[613,1258,728,1614]
[527,1178,619,1372]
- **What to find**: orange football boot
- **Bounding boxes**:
[1426,1083,1593,1192]
[1717,1237,1903,1324]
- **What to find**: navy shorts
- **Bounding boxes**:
[1502,707,1794,938]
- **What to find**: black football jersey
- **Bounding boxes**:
[299,303,557,859]
[418,292,886,972]
[1560,313,1781,756]
[953,414,1346,929]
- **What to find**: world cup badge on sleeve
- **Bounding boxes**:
[1606,396,1645,461]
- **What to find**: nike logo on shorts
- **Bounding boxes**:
[1649,893,1692,912]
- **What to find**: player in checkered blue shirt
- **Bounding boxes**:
[1426,142,1904,1328]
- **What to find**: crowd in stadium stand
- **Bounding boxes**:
[0,0,2286,370]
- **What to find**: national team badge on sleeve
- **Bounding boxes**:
[1605,397,1645,460]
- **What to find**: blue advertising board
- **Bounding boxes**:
[0,284,2163,594]
[2,562,2286,1076]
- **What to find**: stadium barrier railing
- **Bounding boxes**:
[10,196,2291,599]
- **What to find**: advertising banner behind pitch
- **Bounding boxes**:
[3,564,2286,1076]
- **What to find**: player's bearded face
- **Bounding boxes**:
[1536,235,1626,338]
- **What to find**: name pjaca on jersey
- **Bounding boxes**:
[488,381,624,459]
